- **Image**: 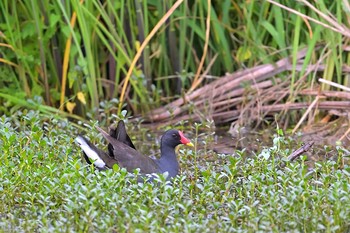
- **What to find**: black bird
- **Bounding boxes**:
[75,122,193,179]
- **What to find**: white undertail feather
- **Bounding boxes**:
[75,136,106,168]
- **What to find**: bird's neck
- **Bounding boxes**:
[158,144,179,177]
[160,143,177,159]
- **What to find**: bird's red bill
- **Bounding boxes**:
[179,131,192,145]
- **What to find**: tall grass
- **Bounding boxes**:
[0,0,349,118]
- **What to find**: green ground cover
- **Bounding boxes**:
[1,111,350,232]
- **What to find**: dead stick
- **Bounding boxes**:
[339,127,350,142]
[287,141,315,162]
[292,96,321,134]
[279,141,315,169]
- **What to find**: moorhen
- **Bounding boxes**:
[75,124,193,179]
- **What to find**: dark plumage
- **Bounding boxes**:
[108,120,136,156]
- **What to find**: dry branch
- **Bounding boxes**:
[287,141,315,162]
[279,141,315,169]
[147,46,350,129]
[149,48,309,121]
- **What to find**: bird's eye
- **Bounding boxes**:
[172,133,177,138]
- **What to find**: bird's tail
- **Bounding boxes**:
[75,135,107,170]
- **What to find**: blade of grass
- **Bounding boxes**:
[60,0,83,111]
[0,0,31,96]
[30,0,50,105]
[267,0,350,38]
[71,0,99,112]
[0,92,85,121]
[272,3,287,56]
[189,0,211,93]
[207,3,232,72]
[118,0,185,113]
[290,8,302,95]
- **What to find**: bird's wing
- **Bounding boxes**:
[114,120,136,149]
[96,126,159,174]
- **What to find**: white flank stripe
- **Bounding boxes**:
[75,136,106,168]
